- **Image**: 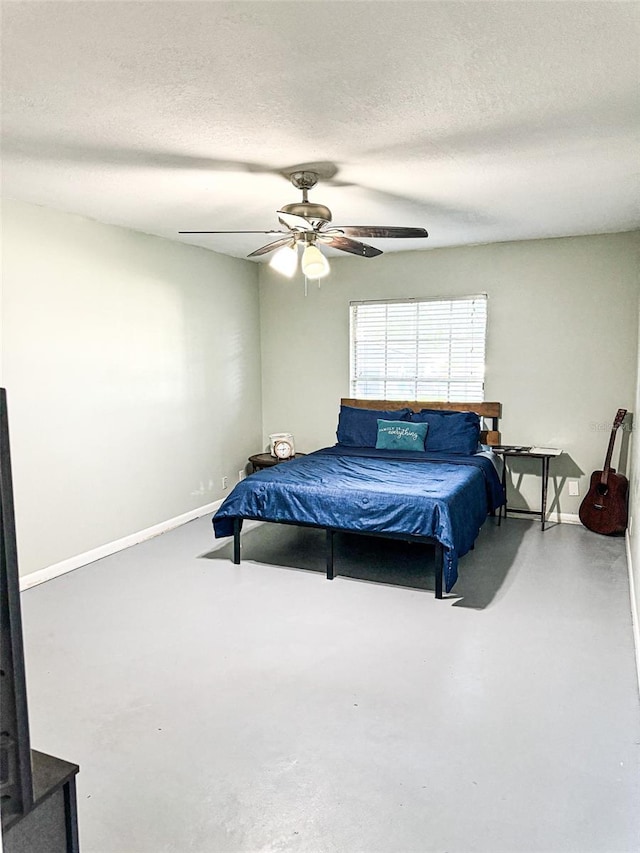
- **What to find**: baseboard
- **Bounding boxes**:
[19,499,225,591]
[552,512,580,525]
[506,509,581,525]
[625,531,640,701]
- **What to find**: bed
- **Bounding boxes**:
[213,400,505,598]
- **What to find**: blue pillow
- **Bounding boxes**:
[376,420,429,451]
[410,409,480,455]
[337,405,412,447]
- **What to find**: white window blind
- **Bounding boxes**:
[350,295,487,401]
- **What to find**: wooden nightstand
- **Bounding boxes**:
[492,446,562,530]
[248,452,307,473]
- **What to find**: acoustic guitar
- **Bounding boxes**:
[579,408,629,535]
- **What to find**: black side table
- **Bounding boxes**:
[493,446,562,530]
[248,452,307,473]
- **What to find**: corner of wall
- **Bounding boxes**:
[626,293,640,697]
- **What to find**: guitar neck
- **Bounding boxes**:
[600,409,627,483]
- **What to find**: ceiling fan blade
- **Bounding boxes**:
[247,236,296,258]
[179,230,286,235]
[276,211,314,231]
[324,226,428,239]
[318,235,383,258]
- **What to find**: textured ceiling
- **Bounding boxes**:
[2,1,639,261]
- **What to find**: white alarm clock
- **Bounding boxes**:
[269,432,295,457]
[274,438,294,460]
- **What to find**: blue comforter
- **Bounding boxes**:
[213,446,504,592]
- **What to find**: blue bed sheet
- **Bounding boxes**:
[213,446,505,593]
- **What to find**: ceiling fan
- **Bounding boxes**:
[179,170,428,279]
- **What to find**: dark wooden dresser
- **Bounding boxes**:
[1,388,80,851]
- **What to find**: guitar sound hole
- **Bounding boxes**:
[596,484,609,496]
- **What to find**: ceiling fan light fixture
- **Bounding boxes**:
[301,244,330,279]
[269,243,298,277]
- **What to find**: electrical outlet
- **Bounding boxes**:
[568,480,579,496]
[222,476,228,489]
[238,469,246,482]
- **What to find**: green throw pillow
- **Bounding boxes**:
[375,419,429,451]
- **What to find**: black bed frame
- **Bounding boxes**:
[232,517,444,599]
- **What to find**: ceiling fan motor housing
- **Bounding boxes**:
[279,201,332,224]
[281,170,332,224]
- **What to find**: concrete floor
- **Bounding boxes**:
[19,516,640,853]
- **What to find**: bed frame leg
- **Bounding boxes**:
[233,518,241,565]
[434,543,443,599]
[326,528,335,580]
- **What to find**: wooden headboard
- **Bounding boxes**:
[341,398,502,446]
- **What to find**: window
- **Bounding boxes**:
[349,295,487,401]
